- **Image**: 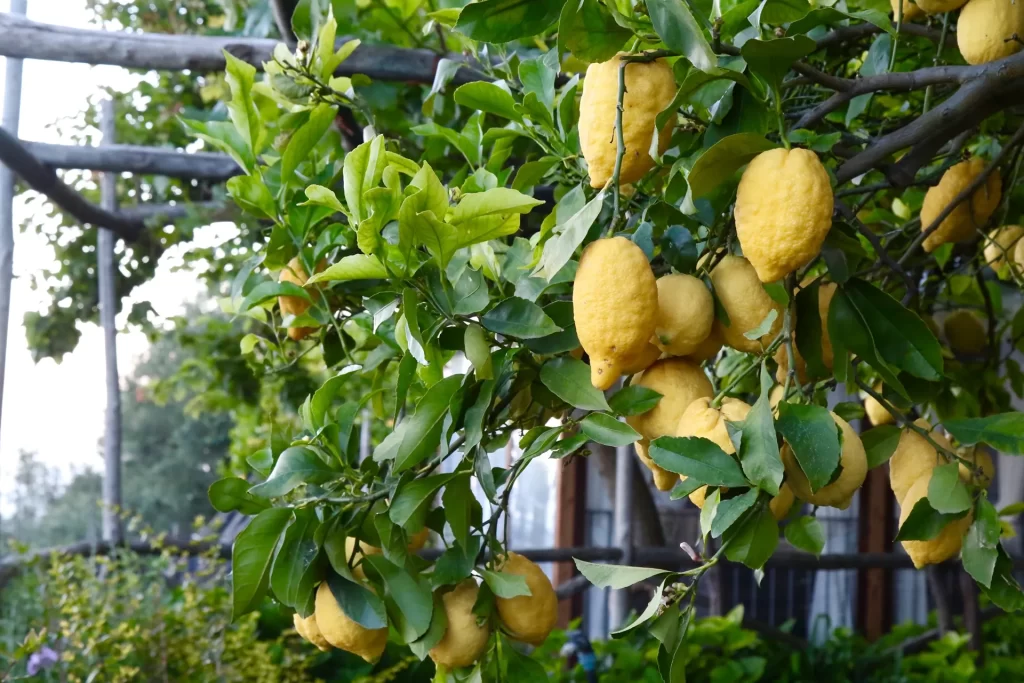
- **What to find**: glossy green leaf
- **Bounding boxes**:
[944,413,1024,455]
[532,190,605,281]
[927,463,972,514]
[558,0,631,63]
[539,357,611,411]
[735,364,784,495]
[373,376,463,472]
[209,477,270,515]
[326,572,388,630]
[270,508,320,610]
[581,412,642,446]
[573,559,669,589]
[711,488,759,538]
[344,135,387,224]
[963,496,1000,588]
[231,507,293,619]
[724,507,778,570]
[688,133,777,198]
[481,569,531,598]
[609,385,663,416]
[464,324,494,380]
[281,103,335,188]
[776,402,841,493]
[388,474,456,528]
[649,436,749,487]
[455,0,566,42]
[894,496,969,542]
[863,425,902,469]
[740,36,816,92]
[363,555,434,641]
[249,447,336,498]
[784,516,826,556]
[647,0,715,72]
[481,298,561,339]
[453,81,522,122]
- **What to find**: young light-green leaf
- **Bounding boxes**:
[573,559,670,589]
[785,516,826,556]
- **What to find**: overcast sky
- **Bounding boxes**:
[0,0,218,506]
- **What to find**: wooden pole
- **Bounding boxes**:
[98,99,122,545]
[554,449,587,626]
[856,464,894,640]
[0,0,27,455]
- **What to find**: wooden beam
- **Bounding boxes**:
[24,140,241,180]
[554,453,588,626]
[856,464,894,640]
[0,13,482,85]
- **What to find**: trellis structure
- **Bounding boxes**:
[0,1,1017,654]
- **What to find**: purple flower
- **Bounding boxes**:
[26,646,58,676]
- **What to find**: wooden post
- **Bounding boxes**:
[98,99,123,545]
[960,569,983,658]
[0,0,27,455]
[856,463,894,640]
[554,452,587,626]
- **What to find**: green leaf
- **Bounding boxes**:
[464,324,494,380]
[374,377,463,472]
[743,309,778,342]
[301,184,346,214]
[512,157,560,192]
[453,82,522,122]
[223,50,263,156]
[270,508,320,610]
[481,298,561,339]
[963,496,1000,588]
[711,488,759,538]
[532,189,606,281]
[724,507,778,570]
[647,0,716,72]
[443,475,474,549]
[306,255,388,285]
[945,413,1024,455]
[795,283,828,379]
[573,559,669,589]
[740,36,817,92]
[481,568,532,598]
[281,103,335,189]
[735,364,784,496]
[609,385,663,416]
[927,463,972,514]
[344,135,387,224]
[784,516,826,556]
[226,176,276,219]
[408,594,449,659]
[982,546,1024,611]
[231,507,293,619]
[310,369,358,429]
[388,474,455,529]
[519,50,558,112]
[687,133,777,198]
[240,280,310,313]
[209,477,270,515]
[581,412,642,446]
[325,573,388,630]
[863,425,902,469]
[504,635,550,679]
[363,555,434,642]
[455,0,567,43]
[539,357,611,411]
[450,187,544,225]
[894,496,969,542]
[249,447,336,499]
[558,0,631,63]
[649,436,749,487]
[670,476,704,500]
[788,8,893,36]
[776,402,841,493]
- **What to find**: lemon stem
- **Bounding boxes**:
[922,13,951,114]
[782,274,798,398]
[607,57,629,236]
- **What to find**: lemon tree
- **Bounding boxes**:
[196,1,1024,679]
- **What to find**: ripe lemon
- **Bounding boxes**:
[709,255,784,353]
[863,383,895,426]
[958,446,995,487]
[279,257,318,341]
[635,439,678,492]
[574,237,659,390]
[653,274,715,356]
[899,474,973,568]
[676,397,750,508]
[626,358,714,444]
[915,0,967,11]
[944,310,987,355]
[920,158,1001,252]
[958,0,1024,65]
[343,529,429,579]
[735,148,834,283]
[983,225,1024,275]
[891,0,924,18]
[429,581,490,669]
[769,483,795,521]
[293,612,331,651]
[494,553,557,646]
[314,581,388,663]
[782,413,866,509]
[687,324,724,363]
[579,54,676,188]
[620,342,662,376]
[773,280,835,385]
[889,419,948,503]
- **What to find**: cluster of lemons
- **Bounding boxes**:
[892,0,1024,66]
[292,541,557,670]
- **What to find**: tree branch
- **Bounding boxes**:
[24,140,241,180]
[836,199,916,299]
[815,22,946,51]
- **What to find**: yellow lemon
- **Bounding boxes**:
[915,0,967,11]
[279,257,318,341]
[734,148,834,283]
[635,439,678,492]
[782,413,866,509]
[958,0,1024,65]
[944,310,987,355]
[891,0,925,19]
[574,237,659,390]
[920,158,1001,252]
[620,342,663,376]
[343,530,429,579]
[710,255,784,353]
[494,553,558,646]
[983,225,1024,275]
[769,483,796,521]
[687,324,724,363]
[293,612,331,651]
[652,274,715,356]
[579,54,676,188]
[774,343,810,386]
[676,397,750,507]
[314,581,388,663]
[864,384,895,427]
[899,474,973,568]
[958,447,995,488]
[429,581,490,669]
[889,419,947,504]
[626,358,714,443]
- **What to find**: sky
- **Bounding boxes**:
[0,0,223,505]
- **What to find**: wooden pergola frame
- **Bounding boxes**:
[0,1,998,649]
